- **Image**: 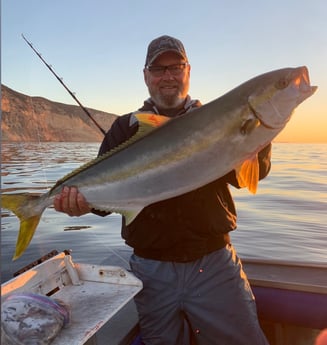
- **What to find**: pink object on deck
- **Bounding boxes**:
[316,329,327,345]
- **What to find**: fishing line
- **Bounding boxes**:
[28,96,50,190]
[96,234,130,267]
[21,33,106,136]
[84,214,130,267]
[22,35,129,268]
[28,106,127,269]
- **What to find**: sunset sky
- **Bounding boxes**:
[3,0,327,142]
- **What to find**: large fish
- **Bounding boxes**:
[2,66,317,260]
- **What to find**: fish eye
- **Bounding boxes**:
[275,78,290,89]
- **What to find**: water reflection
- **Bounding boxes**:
[1,142,327,283]
[1,142,99,193]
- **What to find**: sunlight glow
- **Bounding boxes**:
[2,270,37,295]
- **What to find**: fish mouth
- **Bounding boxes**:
[249,66,318,130]
[295,66,318,97]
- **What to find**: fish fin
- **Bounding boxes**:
[134,112,171,128]
[2,194,43,260]
[67,114,172,184]
[121,208,144,226]
[13,215,42,260]
[133,113,171,138]
[52,114,171,194]
[236,155,259,194]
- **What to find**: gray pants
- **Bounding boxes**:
[130,244,269,345]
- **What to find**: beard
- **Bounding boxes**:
[148,80,189,110]
[150,92,185,110]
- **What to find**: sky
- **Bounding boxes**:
[2,0,327,142]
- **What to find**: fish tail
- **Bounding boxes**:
[1,194,44,260]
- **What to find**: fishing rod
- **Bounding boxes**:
[21,33,106,136]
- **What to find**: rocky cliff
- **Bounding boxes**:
[1,85,117,142]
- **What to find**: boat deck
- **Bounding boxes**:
[2,249,326,345]
[91,253,327,345]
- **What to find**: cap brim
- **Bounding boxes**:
[147,49,187,66]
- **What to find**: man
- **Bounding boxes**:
[54,35,270,345]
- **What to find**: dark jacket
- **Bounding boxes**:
[95,97,272,262]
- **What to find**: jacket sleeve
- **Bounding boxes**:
[223,143,272,188]
[91,114,138,217]
[257,142,272,180]
[98,114,138,156]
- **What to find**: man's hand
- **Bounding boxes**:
[54,186,91,217]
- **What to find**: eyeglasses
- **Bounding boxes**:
[146,63,189,77]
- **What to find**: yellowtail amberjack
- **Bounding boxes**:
[1,66,317,259]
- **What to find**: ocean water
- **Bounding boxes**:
[1,142,326,283]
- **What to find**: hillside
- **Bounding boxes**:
[1,85,117,142]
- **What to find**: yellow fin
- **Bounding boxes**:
[236,155,259,194]
[134,112,171,128]
[14,215,42,260]
[54,114,171,189]
[121,207,144,225]
[2,194,43,260]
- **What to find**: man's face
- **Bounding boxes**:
[143,51,190,110]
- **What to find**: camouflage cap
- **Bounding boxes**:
[145,35,188,67]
